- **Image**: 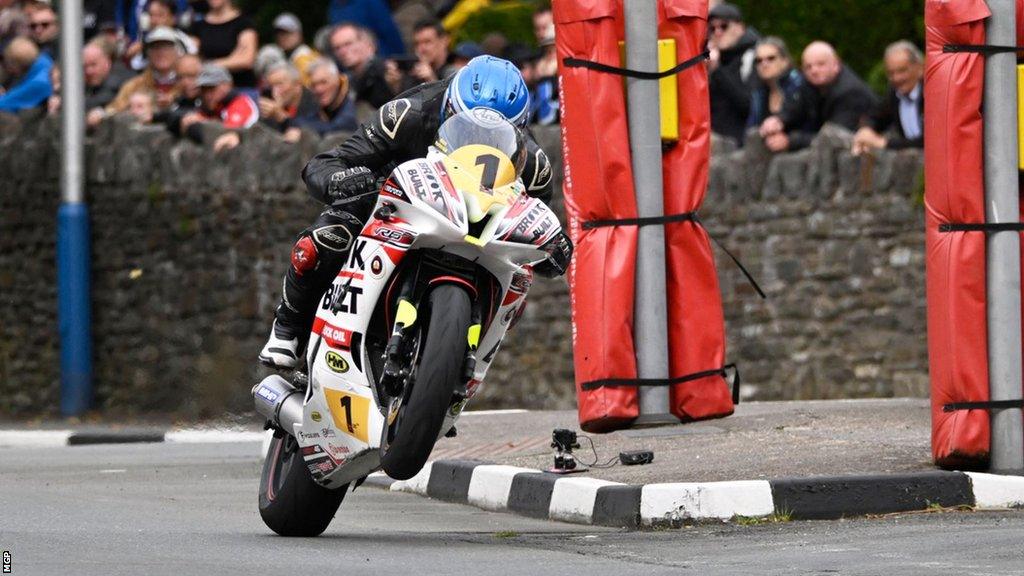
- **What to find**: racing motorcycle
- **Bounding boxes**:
[251,108,569,537]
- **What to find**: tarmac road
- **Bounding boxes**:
[1,440,1022,576]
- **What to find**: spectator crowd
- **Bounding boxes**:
[0,0,560,150]
[0,0,921,159]
[707,1,923,156]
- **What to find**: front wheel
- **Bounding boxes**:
[381,284,471,480]
[258,431,348,537]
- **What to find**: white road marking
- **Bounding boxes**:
[163,430,266,443]
[0,430,72,448]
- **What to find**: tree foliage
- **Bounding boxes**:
[731,0,925,78]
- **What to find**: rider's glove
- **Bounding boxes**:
[326,166,377,205]
[534,231,574,278]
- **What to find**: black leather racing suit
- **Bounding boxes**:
[273,79,557,341]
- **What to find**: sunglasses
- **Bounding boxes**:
[755,54,780,65]
[30,21,55,30]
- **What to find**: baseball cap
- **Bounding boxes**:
[273,13,302,33]
[145,26,178,47]
[196,63,232,87]
[709,3,743,22]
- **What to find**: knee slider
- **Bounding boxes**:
[290,236,319,276]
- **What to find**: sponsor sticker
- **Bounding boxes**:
[320,322,352,350]
[370,255,384,278]
[255,385,279,405]
[325,351,350,373]
[311,411,322,423]
[320,427,336,439]
[299,431,321,441]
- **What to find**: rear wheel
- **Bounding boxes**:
[381,284,470,480]
[258,431,348,537]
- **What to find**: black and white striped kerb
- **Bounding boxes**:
[0,429,267,448]
[384,460,1024,528]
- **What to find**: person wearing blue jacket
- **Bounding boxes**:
[0,37,53,113]
[328,0,405,57]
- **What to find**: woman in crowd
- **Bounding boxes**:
[747,36,802,129]
[188,0,256,88]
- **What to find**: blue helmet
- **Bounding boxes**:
[442,56,531,128]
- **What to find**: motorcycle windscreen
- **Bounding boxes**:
[555,0,641,432]
[924,0,991,468]
[659,0,733,422]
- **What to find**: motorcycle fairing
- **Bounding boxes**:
[295,150,559,488]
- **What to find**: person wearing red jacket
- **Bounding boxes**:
[179,63,258,151]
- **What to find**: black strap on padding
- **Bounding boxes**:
[582,212,767,299]
[563,49,709,80]
[939,222,1024,233]
[583,211,696,230]
[943,399,1024,412]
[943,44,1024,55]
[581,363,742,405]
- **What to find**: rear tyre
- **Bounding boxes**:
[258,431,348,537]
[381,285,470,480]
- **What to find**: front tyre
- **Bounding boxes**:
[381,284,471,480]
[258,431,348,537]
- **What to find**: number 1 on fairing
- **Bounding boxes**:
[475,153,500,189]
[339,395,354,433]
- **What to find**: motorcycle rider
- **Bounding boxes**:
[260,55,573,369]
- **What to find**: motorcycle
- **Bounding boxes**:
[251,108,569,536]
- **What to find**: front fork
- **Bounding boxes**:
[379,273,482,402]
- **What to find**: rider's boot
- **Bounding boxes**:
[259,208,364,370]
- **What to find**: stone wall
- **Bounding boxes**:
[0,112,925,418]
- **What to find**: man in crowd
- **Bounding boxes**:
[410,19,455,83]
[124,0,197,71]
[330,22,408,108]
[179,63,258,151]
[106,27,182,117]
[27,2,57,60]
[327,0,404,57]
[707,2,758,146]
[532,3,552,45]
[0,36,52,112]
[156,52,200,129]
[83,37,129,112]
[759,41,878,152]
[293,57,357,137]
[272,12,320,86]
[853,40,925,155]
[259,62,318,142]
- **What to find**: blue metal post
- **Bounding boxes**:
[58,0,91,416]
[57,204,92,415]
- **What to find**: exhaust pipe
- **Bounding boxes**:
[252,375,305,433]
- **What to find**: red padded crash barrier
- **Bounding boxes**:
[556,0,733,432]
[658,1,733,422]
[556,0,640,432]
[926,0,1024,468]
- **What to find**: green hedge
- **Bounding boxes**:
[452,1,539,46]
[731,0,925,82]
